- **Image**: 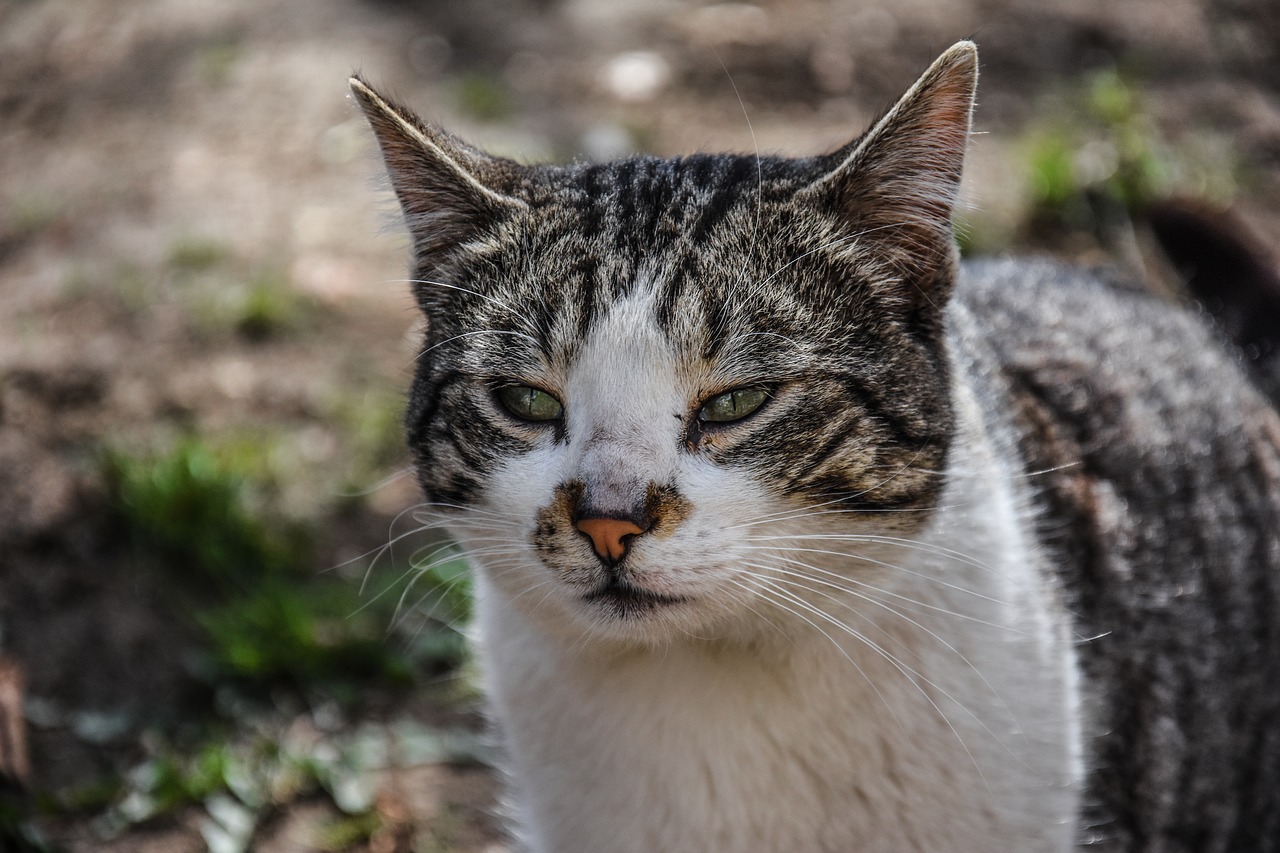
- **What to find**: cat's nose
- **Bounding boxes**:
[575,516,647,562]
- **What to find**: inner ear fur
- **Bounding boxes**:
[803,41,978,305]
[349,75,527,266]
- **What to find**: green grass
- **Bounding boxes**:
[104,438,295,597]
[81,710,497,847]
[454,73,513,122]
[1039,69,1172,211]
[1019,69,1239,247]
[164,236,312,341]
[185,268,312,342]
[102,436,467,698]
[199,34,243,86]
[167,236,231,273]
[6,193,61,239]
[327,386,410,493]
[94,733,309,840]
[409,543,473,628]
[85,433,480,845]
[226,270,311,341]
[315,810,386,852]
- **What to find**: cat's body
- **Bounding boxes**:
[965,259,1280,849]
[353,42,1280,851]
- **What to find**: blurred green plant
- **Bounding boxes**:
[315,811,383,851]
[86,715,493,851]
[195,580,420,693]
[187,269,312,342]
[1083,70,1171,210]
[1021,68,1238,247]
[329,387,409,489]
[168,236,231,273]
[102,437,467,699]
[199,34,243,86]
[90,422,478,847]
[165,236,312,341]
[34,775,122,818]
[5,194,61,240]
[104,438,296,584]
[111,262,155,313]
[225,270,310,341]
[952,213,996,258]
[454,73,512,122]
[408,543,473,630]
[128,742,231,818]
[0,814,56,853]
[93,733,307,847]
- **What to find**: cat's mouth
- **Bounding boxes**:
[582,578,686,613]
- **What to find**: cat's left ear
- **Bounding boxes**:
[803,41,977,306]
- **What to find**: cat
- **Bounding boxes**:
[351,41,1280,851]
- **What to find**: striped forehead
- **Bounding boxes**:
[450,154,842,380]
[564,277,685,423]
[554,260,814,408]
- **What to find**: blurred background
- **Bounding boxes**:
[1,0,1278,850]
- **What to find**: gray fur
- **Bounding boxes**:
[955,258,1280,850]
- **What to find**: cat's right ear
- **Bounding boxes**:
[800,42,977,311]
[348,76,526,266]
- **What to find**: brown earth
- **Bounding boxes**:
[2,0,1279,850]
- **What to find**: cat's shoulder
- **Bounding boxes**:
[951,254,1280,581]
[951,255,1265,416]
[950,259,1280,853]
[956,256,1185,357]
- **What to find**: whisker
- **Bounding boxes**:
[407,328,543,368]
[723,574,905,735]
[747,551,1026,635]
[746,560,1025,737]
[740,570,990,787]
[711,44,763,339]
[334,466,415,499]
[745,532,1004,578]
[392,277,523,315]
[741,542,1013,607]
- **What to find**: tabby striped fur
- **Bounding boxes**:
[353,41,1280,851]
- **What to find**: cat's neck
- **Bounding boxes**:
[473,371,1083,852]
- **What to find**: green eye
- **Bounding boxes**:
[496,384,563,422]
[698,387,769,424]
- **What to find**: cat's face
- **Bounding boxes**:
[353,44,977,645]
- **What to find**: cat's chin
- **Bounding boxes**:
[545,577,735,647]
[581,579,687,612]
[570,583,696,635]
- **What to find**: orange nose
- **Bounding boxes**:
[575,517,645,562]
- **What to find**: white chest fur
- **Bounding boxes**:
[471,377,1084,853]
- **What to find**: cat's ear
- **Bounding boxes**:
[349,75,526,266]
[803,41,977,304]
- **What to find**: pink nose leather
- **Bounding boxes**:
[575,517,645,561]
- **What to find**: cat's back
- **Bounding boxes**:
[953,258,1280,850]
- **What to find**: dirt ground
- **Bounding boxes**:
[2,0,1279,850]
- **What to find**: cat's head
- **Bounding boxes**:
[353,43,977,646]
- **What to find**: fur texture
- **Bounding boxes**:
[353,42,1280,851]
